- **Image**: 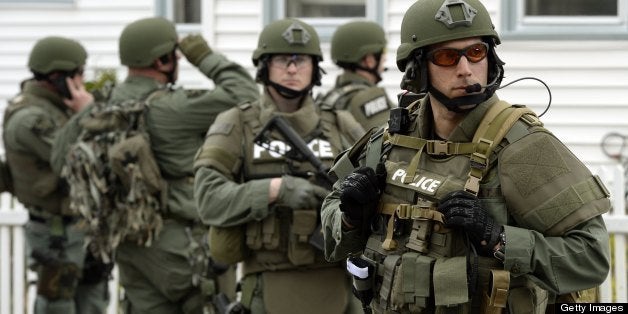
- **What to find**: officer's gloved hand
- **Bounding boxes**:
[438,190,501,256]
[179,34,213,66]
[338,163,386,229]
[276,175,329,210]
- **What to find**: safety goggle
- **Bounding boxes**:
[426,42,489,67]
[270,54,312,69]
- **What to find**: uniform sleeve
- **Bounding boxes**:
[335,110,367,149]
[194,106,273,227]
[321,176,369,262]
[50,105,93,174]
[503,216,609,294]
[5,108,56,162]
[194,166,272,227]
[196,52,259,103]
[148,52,258,136]
[498,131,611,294]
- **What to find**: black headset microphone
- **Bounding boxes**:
[464,76,553,117]
[464,74,500,93]
[464,83,484,93]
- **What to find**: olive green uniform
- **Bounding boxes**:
[3,80,109,314]
[321,95,611,313]
[51,51,258,314]
[194,92,365,314]
[320,71,394,131]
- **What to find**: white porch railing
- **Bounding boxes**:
[1,164,627,314]
[0,191,120,314]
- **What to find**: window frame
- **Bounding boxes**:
[0,0,74,7]
[263,0,385,41]
[155,0,204,34]
[501,0,628,40]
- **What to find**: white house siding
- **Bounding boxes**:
[0,0,627,166]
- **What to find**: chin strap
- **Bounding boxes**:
[428,86,490,113]
[268,80,312,99]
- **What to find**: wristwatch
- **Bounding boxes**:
[493,231,506,262]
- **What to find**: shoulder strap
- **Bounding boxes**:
[465,101,539,195]
[318,83,369,110]
[238,102,262,134]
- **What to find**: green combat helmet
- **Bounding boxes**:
[28,36,87,75]
[252,18,322,66]
[396,0,504,105]
[119,17,178,67]
[252,18,324,97]
[331,20,386,66]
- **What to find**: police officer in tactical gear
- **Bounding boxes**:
[3,36,108,314]
[321,0,611,313]
[317,20,395,131]
[194,18,365,314]
[51,17,258,313]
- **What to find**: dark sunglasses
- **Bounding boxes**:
[427,42,489,67]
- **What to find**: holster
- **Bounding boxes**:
[35,253,80,300]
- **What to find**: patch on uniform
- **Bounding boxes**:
[184,89,206,98]
[11,95,25,105]
[206,122,234,136]
[31,116,55,136]
[361,96,388,118]
[502,136,569,197]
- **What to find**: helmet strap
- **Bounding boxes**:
[354,64,382,84]
[428,86,487,113]
[155,51,177,84]
[267,80,311,99]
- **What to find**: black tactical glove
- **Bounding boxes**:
[179,34,213,66]
[438,190,501,256]
[277,175,329,210]
[338,163,386,229]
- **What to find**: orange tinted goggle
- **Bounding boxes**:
[427,42,489,67]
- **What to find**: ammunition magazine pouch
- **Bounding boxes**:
[288,210,318,266]
[244,208,320,268]
[37,260,80,300]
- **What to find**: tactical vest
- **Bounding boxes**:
[236,102,346,275]
[334,100,555,313]
[318,83,392,131]
[2,93,71,215]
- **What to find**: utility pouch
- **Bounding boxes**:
[261,215,280,250]
[209,225,248,264]
[245,221,262,250]
[386,252,435,312]
[109,134,166,196]
[481,270,510,314]
[287,209,317,266]
[245,214,280,251]
[406,219,433,254]
[507,278,548,314]
[37,260,80,300]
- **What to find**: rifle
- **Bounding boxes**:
[212,293,245,314]
[253,115,333,250]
